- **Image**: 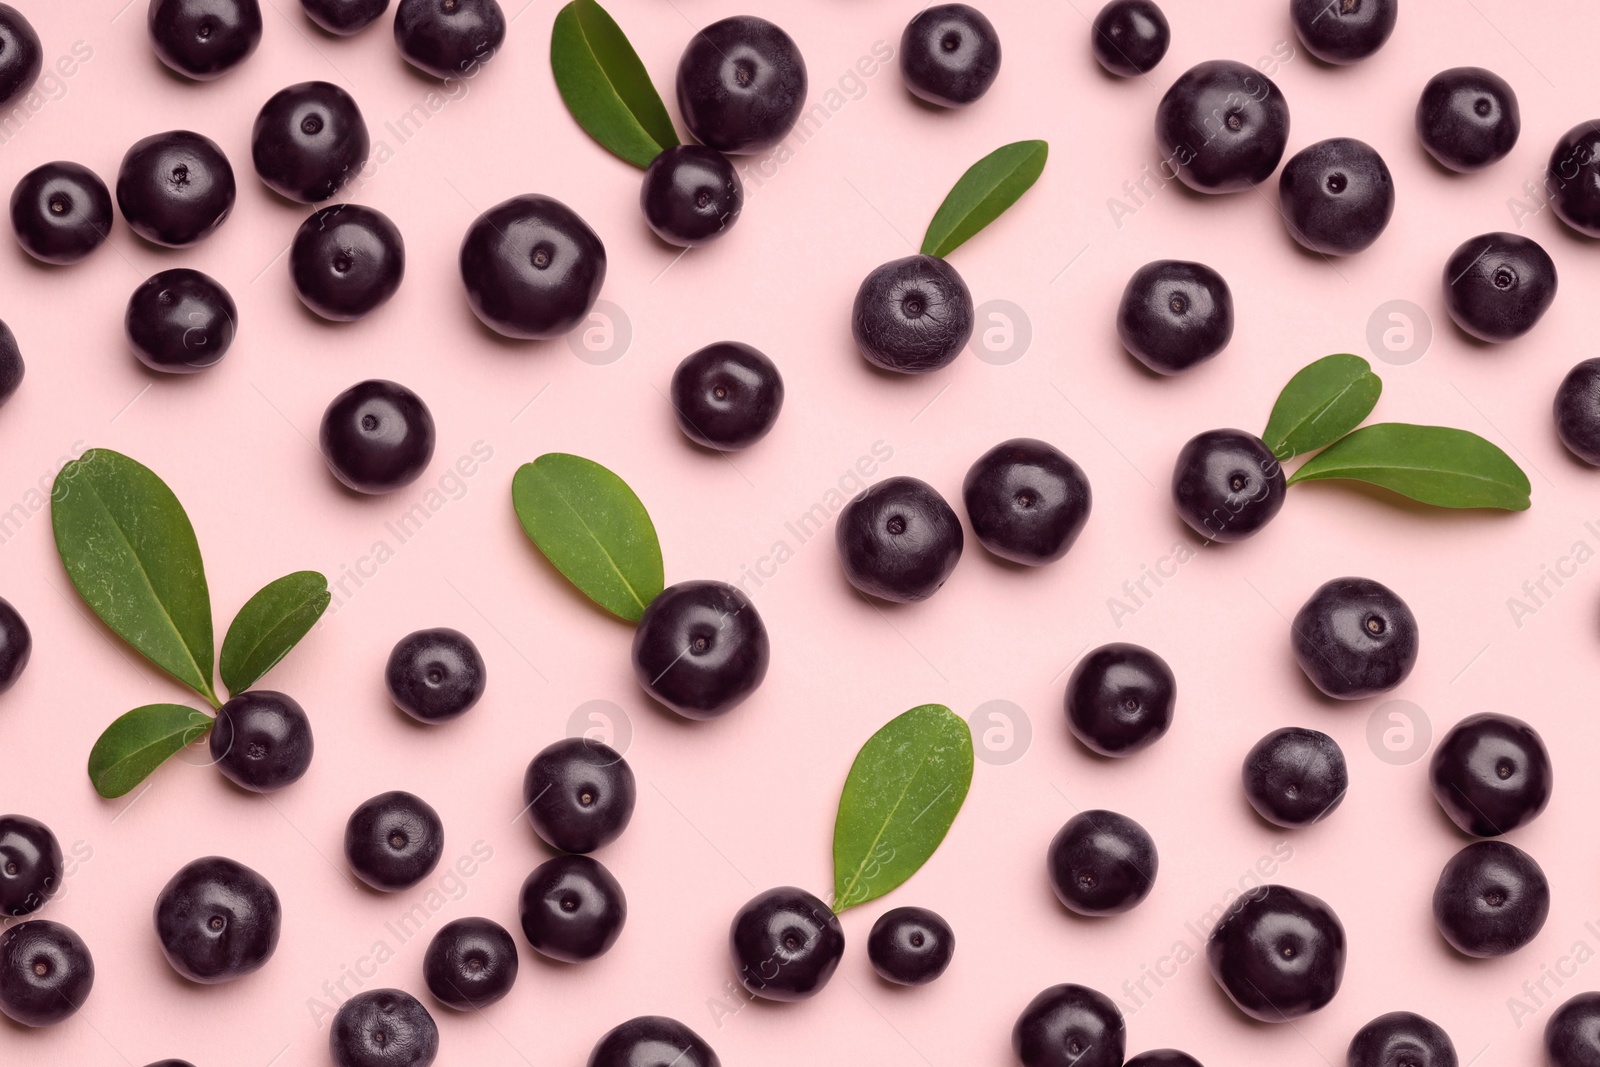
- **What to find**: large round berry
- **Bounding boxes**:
[301,0,389,35]
[867,906,954,986]
[1242,727,1347,828]
[1547,993,1600,1067]
[1279,137,1394,255]
[1548,122,1600,238]
[1155,60,1290,194]
[459,194,606,340]
[1116,260,1233,374]
[1428,712,1551,837]
[116,130,236,247]
[0,920,93,1027]
[210,691,314,793]
[589,1017,721,1067]
[344,791,444,891]
[1290,576,1418,699]
[1065,643,1175,757]
[385,627,486,723]
[676,16,807,154]
[126,268,237,374]
[523,737,636,854]
[729,886,844,1001]
[1091,0,1168,77]
[320,379,436,494]
[291,203,405,321]
[670,342,783,451]
[641,145,743,247]
[631,580,769,720]
[154,856,281,983]
[1432,840,1548,958]
[10,161,113,265]
[1555,358,1600,465]
[1047,810,1158,916]
[1171,429,1285,542]
[1441,231,1557,343]
[252,81,370,203]
[1417,67,1519,173]
[148,0,262,80]
[423,916,518,1010]
[518,854,626,962]
[0,320,21,408]
[1348,1012,1457,1067]
[836,476,964,603]
[330,988,438,1067]
[899,4,1001,108]
[0,814,61,916]
[851,254,974,374]
[0,5,41,110]
[1208,885,1345,1022]
[1012,984,1125,1067]
[0,594,31,694]
[1290,0,1395,64]
[394,0,505,80]
[962,438,1091,565]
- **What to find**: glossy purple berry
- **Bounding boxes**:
[1171,429,1286,542]
[330,988,438,1067]
[631,580,769,720]
[320,379,436,494]
[676,16,807,155]
[1012,984,1125,1067]
[518,853,626,962]
[1441,231,1557,343]
[852,254,974,374]
[0,5,41,110]
[1155,60,1290,194]
[210,691,313,793]
[589,1017,721,1067]
[0,595,31,694]
[154,856,281,983]
[126,268,237,374]
[0,920,92,1027]
[385,627,485,723]
[148,0,262,80]
[670,342,783,450]
[836,476,963,602]
[1429,712,1552,837]
[423,916,518,1010]
[1547,122,1600,239]
[393,0,505,80]
[0,814,61,916]
[1348,1012,1457,1067]
[1546,992,1600,1067]
[1554,358,1600,465]
[1065,643,1175,757]
[729,886,844,1001]
[1207,884,1345,1022]
[1278,137,1394,255]
[116,130,236,247]
[1091,0,1168,77]
[1432,840,1548,958]
[1417,67,1519,173]
[1290,576,1418,699]
[301,0,390,35]
[1117,260,1233,374]
[962,438,1091,565]
[1242,727,1347,828]
[523,737,636,854]
[867,907,954,986]
[252,81,370,204]
[344,791,444,891]
[0,320,21,408]
[1047,810,1158,916]
[641,145,743,247]
[10,161,113,265]
[291,203,405,321]
[459,194,606,340]
[899,4,1001,107]
[1290,0,1396,65]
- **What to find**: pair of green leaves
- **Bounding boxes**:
[1261,354,1531,511]
[51,449,329,797]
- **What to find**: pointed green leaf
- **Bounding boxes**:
[921,140,1049,258]
[1286,423,1531,510]
[833,705,974,912]
[1263,354,1383,461]
[88,703,214,798]
[220,571,331,697]
[551,0,679,168]
[51,449,218,705]
[512,454,665,621]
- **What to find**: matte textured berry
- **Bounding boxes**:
[1242,727,1347,828]
[899,4,1001,108]
[867,906,954,985]
[126,268,237,374]
[641,145,743,247]
[252,81,370,203]
[1555,358,1600,465]
[1278,137,1394,255]
[1155,61,1290,194]
[1207,885,1345,1022]
[1548,123,1600,239]
[1171,429,1285,542]
[1441,231,1557,343]
[1432,840,1548,958]
[1065,643,1175,757]
[0,320,21,408]
[0,594,31,694]
[1047,810,1158,916]
[1417,67,1519,173]
[836,476,964,602]
[589,1017,721,1067]
[1012,984,1126,1067]
[154,856,281,983]
[1429,712,1552,837]
[518,853,626,962]
[301,0,389,35]
[1091,0,1168,77]
[1291,0,1396,64]
[852,254,974,374]
[1117,260,1233,374]
[523,737,636,854]
[460,194,606,340]
[676,16,807,154]
[344,791,444,891]
[1290,576,1418,699]
[291,203,405,321]
[320,379,436,494]
[210,690,314,793]
[148,0,262,80]
[385,627,485,723]
[424,916,518,1010]
[729,886,844,1001]
[670,342,783,450]
[1547,993,1600,1067]
[962,438,1091,565]
[394,0,505,80]
[330,989,438,1067]
[11,161,113,265]
[0,814,61,916]
[0,920,93,1027]
[0,5,41,110]
[631,580,769,720]
[1348,1012,1458,1067]
[116,130,236,247]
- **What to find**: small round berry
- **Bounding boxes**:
[252,81,370,204]
[1155,61,1290,194]
[669,342,783,451]
[1278,137,1395,255]
[1171,429,1286,542]
[1047,810,1158,916]
[0,814,62,916]
[10,161,113,265]
[0,320,21,408]
[518,854,626,962]
[126,268,237,374]
[1554,358,1600,465]
[393,0,505,80]
[1441,231,1557,343]
[589,1017,721,1067]
[1417,67,1519,173]
[385,627,486,723]
[836,476,964,602]
[1242,727,1347,828]
[1117,260,1233,374]
[631,580,769,720]
[423,917,518,1010]
[1091,0,1168,77]
[1547,993,1600,1067]
[330,988,439,1067]
[301,0,390,35]
[116,130,236,247]
[1429,712,1552,837]
[852,254,974,374]
[0,920,93,1027]
[963,438,1091,565]
[1065,643,1175,757]
[867,906,954,985]
[1290,0,1396,64]
[291,203,405,321]
[729,886,844,1001]
[0,5,42,110]
[344,791,444,892]
[459,194,607,340]
[641,145,743,247]
[1548,123,1600,239]
[1126,1053,1203,1067]
[676,16,807,155]
[1348,1012,1457,1067]
[523,737,636,854]
[154,856,281,984]
[899,4,1001,108]
[0,594,31,694]
[209,691,314,793]
[1290,576,1418,699]
[148,0,263,81]
[1012,984,1126,1067]
[1432,840,1549,958]
[319,379,437,494]
[1206,884,1345,1022]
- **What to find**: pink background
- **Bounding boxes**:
[3,0,1600,1064]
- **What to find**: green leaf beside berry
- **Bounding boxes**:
[1287,422,1532,510]
[921,139,1048,259]
[551,0,679,169]
[220,571,331,697]
[1263,353,1382,462]
[87,703,213,799]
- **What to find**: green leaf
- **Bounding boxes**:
[1287,423,1532,510]
[220,571,331,697]
[88,703,214,798]
[833,705,974,912]
[921,140,1049,258]
[51,449,218,706]
[551,0,679,169]
[1263,354,1383,461]
[512,454,665,621]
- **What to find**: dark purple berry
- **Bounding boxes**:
[836,476,963,602]
[899,4,1001,107]
[1117,260,1232,374]
[589,1017,720,1067]
[0,920,92,1027]
[1432,840,1548,958]
[1547,992,1600,1067]
[1207,884,1345,1022]
[1290,576,1418,699]
[148,0,262,81]
[1047,810,1158,916]
[1441,231,1557,343]
[0,320,21,408]
[1091,0,1168,77]
[459,194,606,340]
[670,342,783,450]
[518,853,626,962]
[1348,1012,1457,1067]
[867,906,954,985]
[1278,137,1394,255]
[10,161,113,265]
[1065,643,1175,757]
[0,814,61,916]
[291,203,405,321]
[1012,984,1125,1067]
[963,438,1091,565]
[385,627,485,723]
[852,254,974,374]
[729,886,843,1001]
[1429,712,1552,837]
[676,16,807,155]
[0,5,42,110]
[641,145,743,247]
[393,0,505,80]
[209,690,314,793]
[252,81,370,204]
[1547,122,1600,238]
[523,737,636,854]
[1416,67,1519,173]
[1290,0,1396,64]
[344,791,444,891]
[126,268,237,374]
[1171,429,1285,542]
[0,595,31,693]
[301,0,390,36]
[631,580,769,720]
[154,856,281,983]
[116,130,235,247]
[320,379,436,494]
[330,988,438,1067]
[424,917,518,1010]
[1555,358,1600,465]
[1242,727,1347,828]
[1154,60,1290,194]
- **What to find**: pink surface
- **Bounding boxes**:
[2,0,1599,1064]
